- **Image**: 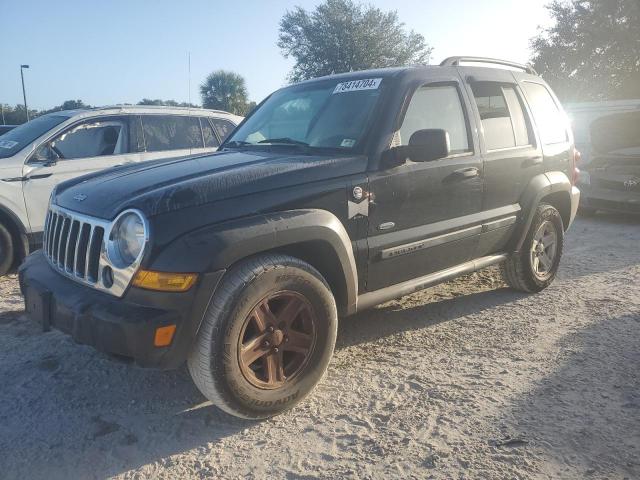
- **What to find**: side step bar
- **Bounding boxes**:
[356,253,508,312]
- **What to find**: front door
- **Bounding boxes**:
[366,82,483,291]
[22,116,141,232]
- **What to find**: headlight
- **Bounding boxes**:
[107,210,147,268]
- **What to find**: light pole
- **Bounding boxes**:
[20,64,30,122]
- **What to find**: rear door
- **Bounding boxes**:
[138,114,206,161]
[366,80,483,291]
[22,115,140,232]
[461,68,543,256]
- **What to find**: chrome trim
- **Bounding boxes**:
[43,204,149,297]
[357,254,508,311]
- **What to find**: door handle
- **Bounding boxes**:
[446,167,480,182]
[521,157,543,168]
[25,173,53,180]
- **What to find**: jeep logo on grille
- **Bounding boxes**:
[73,194,88,202]
[624,179,639,189]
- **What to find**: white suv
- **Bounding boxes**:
[0,105,243,274]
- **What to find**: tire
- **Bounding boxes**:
[501,203,564,293]
[188,253,338,419]
[0,223,14,276]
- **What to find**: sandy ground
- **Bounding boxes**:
[0,214,639,480]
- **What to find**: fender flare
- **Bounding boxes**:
[512,171,572,253]
[150,209,359,314]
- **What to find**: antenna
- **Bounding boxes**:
[188,52,191,107]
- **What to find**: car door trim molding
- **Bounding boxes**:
[379,213,517,260]
[375,206,520,261]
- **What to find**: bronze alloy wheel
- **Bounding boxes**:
[238,291,317,389]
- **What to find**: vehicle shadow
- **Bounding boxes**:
[496,313,640,478]
[0,321,251,480]
[1,272,523,480]
[336,284,528,351]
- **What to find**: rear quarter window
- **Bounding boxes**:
[522,82,568,145]
[142,115,203,152]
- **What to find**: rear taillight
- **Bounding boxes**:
[571,148,581,186]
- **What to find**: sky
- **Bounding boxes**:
[0,0,553,111]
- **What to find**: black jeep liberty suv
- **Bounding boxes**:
[20,57,580,418]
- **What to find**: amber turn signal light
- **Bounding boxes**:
[154,325,177,347]
[133,270,197,292]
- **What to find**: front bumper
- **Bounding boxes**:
[18,251,224,369]
[579,184,640,214]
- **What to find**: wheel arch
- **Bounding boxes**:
[150,209,359,315]
[512,171,572,253]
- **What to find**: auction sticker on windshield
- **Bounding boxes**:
[333,78,382,94]
[0,140,18,149]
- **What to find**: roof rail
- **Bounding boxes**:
[440,56,537,75]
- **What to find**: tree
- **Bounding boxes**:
[531,0,640,102]
[137,98,199,107]
[40,99,91,115]
[278,0,432,82]
[200,70,251,115]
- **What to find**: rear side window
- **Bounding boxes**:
[142,115,203,152]
[521,82,568,145]
[200,118,219,148]
[50,118,129,160]
[211,119,236,143]
[471,83,531,150]
[399,84,470,153]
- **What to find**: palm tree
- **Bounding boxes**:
[200,70,250,115]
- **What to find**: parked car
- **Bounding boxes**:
[577,109,640,215]
[566,99,640,167]
[0,125,17,136]
[20,57,580,418]
[0,106,242,274]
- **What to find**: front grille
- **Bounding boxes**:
[43,205,108,285]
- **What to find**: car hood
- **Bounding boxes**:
[54,149,368,219]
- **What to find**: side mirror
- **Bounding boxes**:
[383,129,451,166]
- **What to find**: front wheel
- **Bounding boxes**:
[0,223,15,276]
[501,204,564,293]
[188,254,337,419]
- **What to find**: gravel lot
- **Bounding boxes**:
[1,214,639,480]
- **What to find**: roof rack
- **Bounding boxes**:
[90,105,233,115]
[440,56,537,75]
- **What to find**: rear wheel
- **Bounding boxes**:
[188,254,337,419]
[0,223,15,276]
[501,204,564,292]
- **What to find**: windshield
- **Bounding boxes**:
[0,115,68,158]
[225,78,384,151]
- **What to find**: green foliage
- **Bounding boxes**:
[531,0,640,102]
[200,70,252,115]
[278,0,432,82]
[137,98,199,107]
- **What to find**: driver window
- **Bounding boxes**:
[50,118,129,160]
[399,85,470,154]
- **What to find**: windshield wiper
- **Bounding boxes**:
[224,140,252,148]
[258,137,310,146]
